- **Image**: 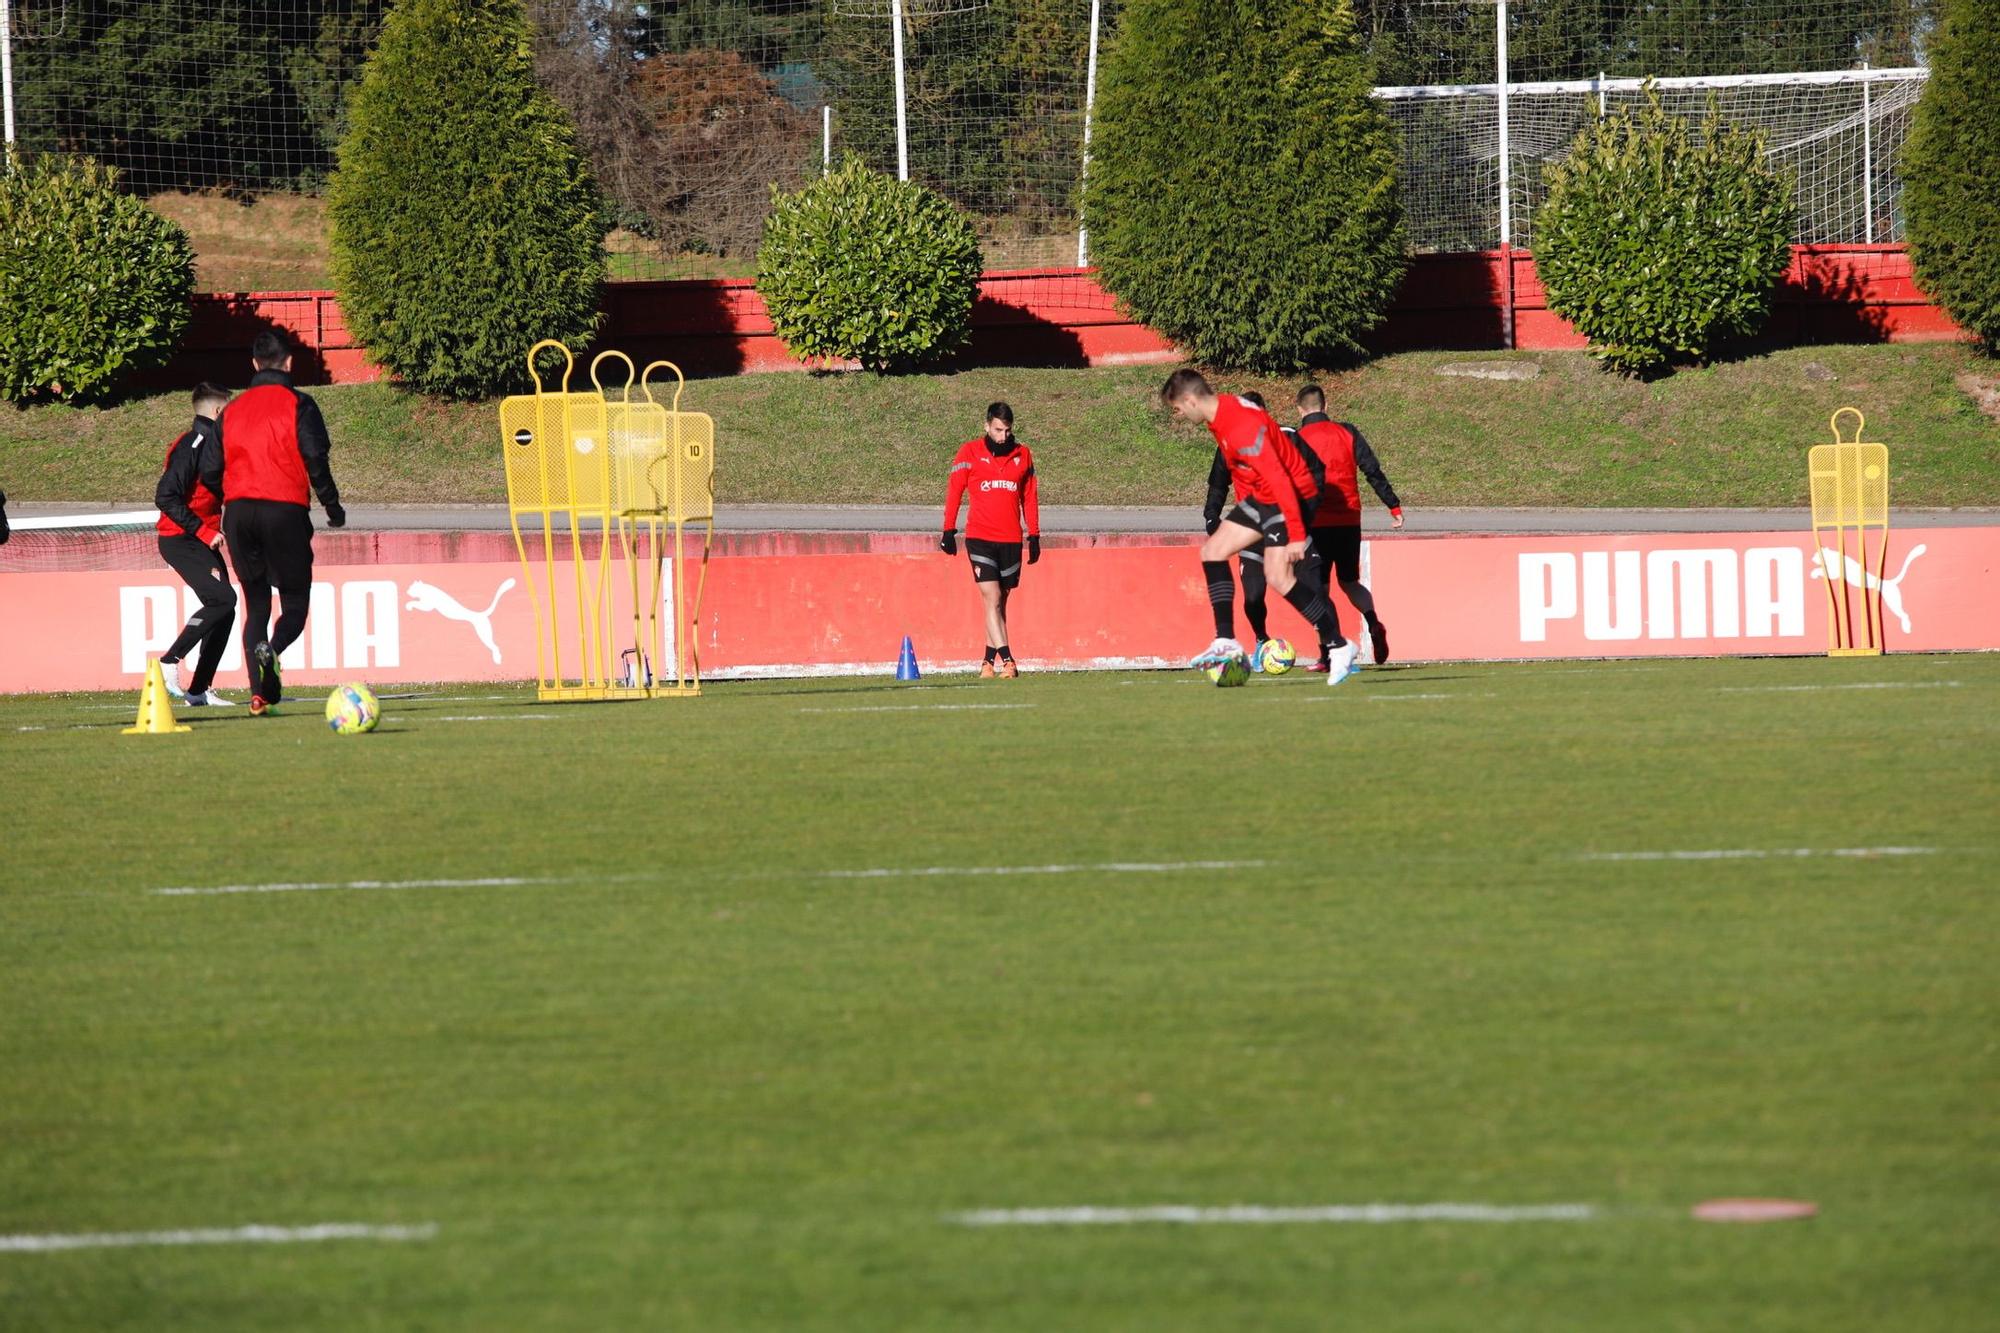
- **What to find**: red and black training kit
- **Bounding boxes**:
[200,368,344,701]
[154,415,236,697]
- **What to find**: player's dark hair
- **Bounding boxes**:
[251,330,292,369]
[1161,368,1210,402]
[1296,384,1326,412]
[191,381,230,416]
[985,401,1014,426]
[1242,391,1267,409]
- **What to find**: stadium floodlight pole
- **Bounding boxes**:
[1076,0,1101,266]
[1861,62,1874,243]
[1495,0,1513,350]
[2,0,16,156]
[891,0,909,181]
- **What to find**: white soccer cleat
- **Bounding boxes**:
[161,660,187,700]
[1325,640,1360,686]
[1191,637,1245,669]
[185,691,236,707]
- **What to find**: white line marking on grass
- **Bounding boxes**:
[15,726,46,732]
[154,875,566,897]
[823,860,1267,880]
[1718,681,1962,693]
[429,714,555,722]
[799,703,1036,714]
[948,1204,1597,1227]
[0,1222,438,1253]
[1578,846,1937,863]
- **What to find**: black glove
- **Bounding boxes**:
[1026,534,1041,564]
[939,530,957,555]
[324,500,347,529]
[1203,516,1220,536]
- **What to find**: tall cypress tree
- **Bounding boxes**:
[328,0,605,399]
[1083,0,1404,369]
[1904,0,2000,351]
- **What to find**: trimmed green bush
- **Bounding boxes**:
[756,155,982,373]
[328,0,604,400]
[1537,88,1795,375]
[1081,0,1405,370]
[0,153,193,403]
[1904,0,2000,352]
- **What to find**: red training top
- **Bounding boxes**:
[1294,413,1402,529]
[942,439,1040,542]
[1209,394,1316,540]
[154,420,224,544]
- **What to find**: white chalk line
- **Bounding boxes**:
[1251,691,1496,704]
[948,1204,1597,1227]
[154,875,569,897]
[428,713,556,722]
[1718,681,1962,693]
[0,1221,438,1253]
[821,860,1268,880]
[798,703,1037,714]
[1578,846,1937,863]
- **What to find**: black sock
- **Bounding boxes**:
[1202,560,1234,639]
[1282,581,1345,648]
[998,644,1012,661]
[1244,597,1269,643]
[984,645,998,663]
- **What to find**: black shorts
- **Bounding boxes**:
[1223,494,1316,548]
[222,499,315,593]
[158,534,237,610]
[1309,525,1362,584]
[965,538,1023,590]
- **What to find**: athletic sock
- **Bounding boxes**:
[997,644,1012,661]
[1202,560,1235,639]
[984,645,998,663]
[1282,581,1345,648]
[1244,598,1269,643]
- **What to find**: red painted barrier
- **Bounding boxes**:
[4,527,1994,694]
[152,246,1965,389]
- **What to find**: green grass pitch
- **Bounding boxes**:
[2,656,1996,1330]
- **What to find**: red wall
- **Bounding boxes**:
[4,526,1995,694]
[157,246,1963,389]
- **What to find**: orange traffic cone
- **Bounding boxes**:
[123,660,192,735]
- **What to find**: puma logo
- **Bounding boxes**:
[405,579,515,664]
[1810,543,1926,634]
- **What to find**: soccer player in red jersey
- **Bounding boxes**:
[940,402,1040,677]
[1163,369,1357,684]
[153,382,238,706]
[198,330,346,715]
[1292,384,1404,665]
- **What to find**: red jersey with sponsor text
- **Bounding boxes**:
[1209,394,1315,540]
[943,439,1040,542]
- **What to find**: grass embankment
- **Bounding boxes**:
[3,344,1995,508]
[2,657,1997,1329]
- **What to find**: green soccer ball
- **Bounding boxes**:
[325,682,382,734]
[1206,654,1251,688]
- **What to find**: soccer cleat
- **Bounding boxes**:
[1326,640,1360,686]
[161,660,188,700]
[978,660,996,679]
[1369,618,1391,665]
[1249,640,1274,673]
[1191,637,1244,669]
[998,658,1019,679]
[185,691,236,707]
[252,641,282,703]
[249,695,271,717]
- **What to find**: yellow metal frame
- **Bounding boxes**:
[1807,408,1891,657]
[499,341,716,701]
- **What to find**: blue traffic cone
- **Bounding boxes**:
[895,635,922,681]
